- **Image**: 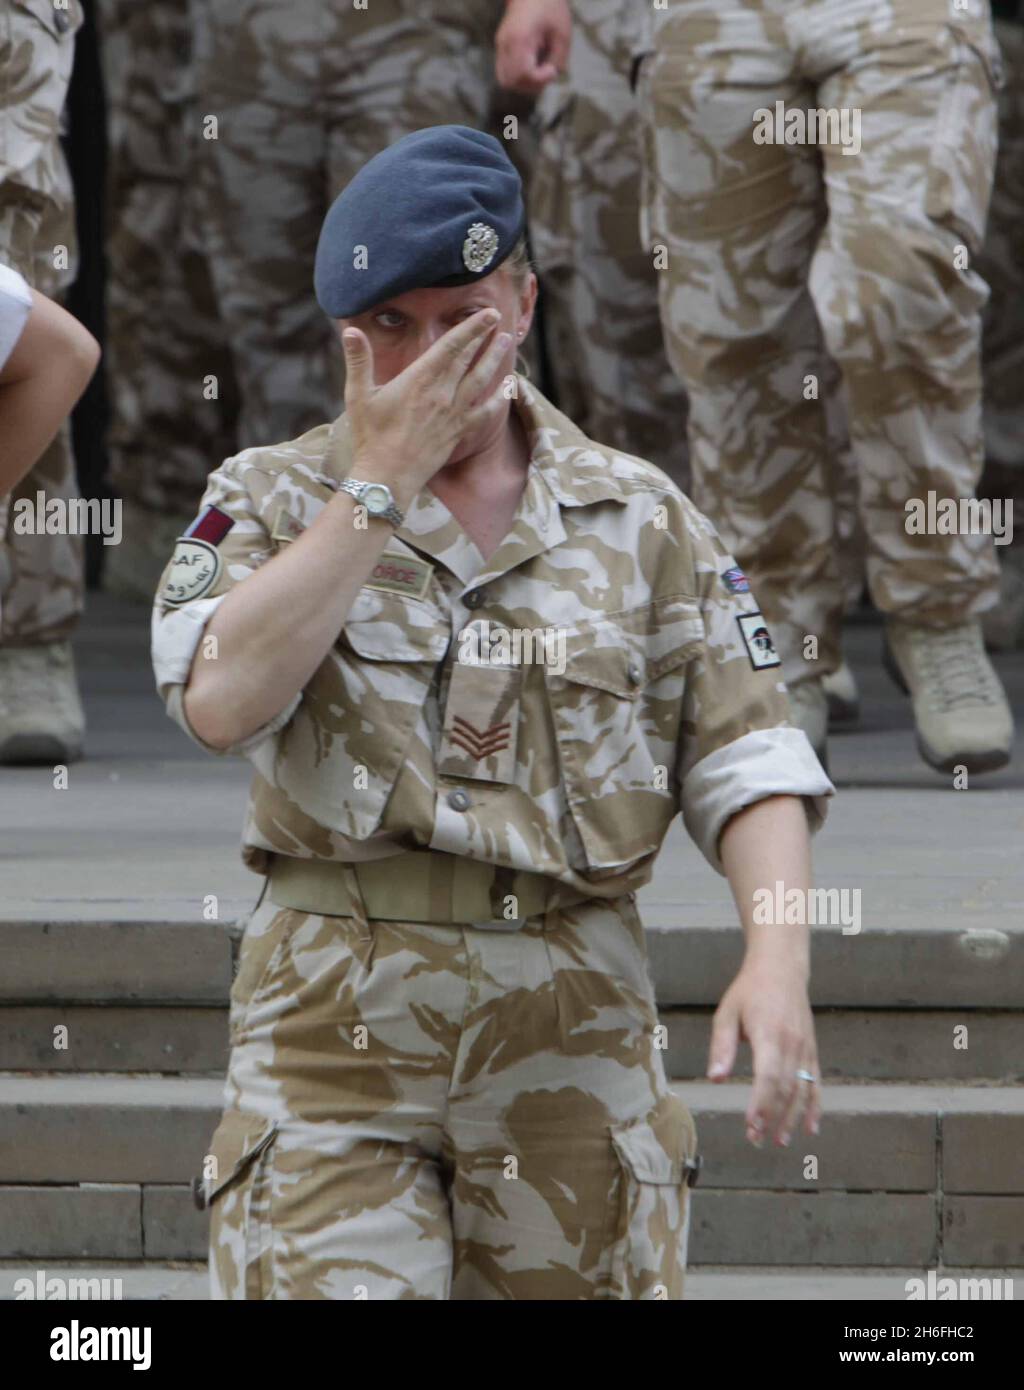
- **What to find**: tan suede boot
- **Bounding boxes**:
[883,619,1013,775]
[0,641,85,765]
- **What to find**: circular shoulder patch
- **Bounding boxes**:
[161,537,223,606]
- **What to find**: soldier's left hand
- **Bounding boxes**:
[706,962,821,1148]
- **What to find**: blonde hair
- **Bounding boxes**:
[501,233,533,288]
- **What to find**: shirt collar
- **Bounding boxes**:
[510,374,636,510]
[318,375,630,590]
[319,414,485,585]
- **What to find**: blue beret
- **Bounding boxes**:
[314,125,526,318]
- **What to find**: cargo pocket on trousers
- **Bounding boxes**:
[924,23,1004,256]
[194,1111,278,1300]
[605,1095,701,1300]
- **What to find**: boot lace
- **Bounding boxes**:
[0,645,67,713]
[909,625,1000,713]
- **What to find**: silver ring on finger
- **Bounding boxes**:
[795,1068,816,1083]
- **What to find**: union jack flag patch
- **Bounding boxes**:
[722,566,750,594]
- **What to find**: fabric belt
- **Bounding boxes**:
[266,850,594,928]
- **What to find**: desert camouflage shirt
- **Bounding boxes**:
[151,375,834,894]
[1,0,83,203]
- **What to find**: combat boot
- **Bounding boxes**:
[822,659,860,727]
[0,640,85,765]
[786,677,829,777]
[883,619,1013,775]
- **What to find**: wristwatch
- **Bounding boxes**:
[316,473,405,528]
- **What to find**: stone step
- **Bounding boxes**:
[641,919,1024,1010]
[4,1076,1024,1189]
[3,1077,1024,1190]
[3,1004,1021,1083]
[659,1008,1024,1084]
[4,913,1022,1009]
[0,1075,1022,1265]
[1,1007,229,1073]
[1,1182,1020,1267]
[2,921,234,1006]
[0,1261,1018,1301]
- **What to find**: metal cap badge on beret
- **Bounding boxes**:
[314,125,526,318]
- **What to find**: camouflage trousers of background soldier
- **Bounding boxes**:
[829,11,1024,651]
[529,0,691,492]
[636,0,1003,692]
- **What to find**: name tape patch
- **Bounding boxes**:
[364,552,433,599]
[737,610,781,670]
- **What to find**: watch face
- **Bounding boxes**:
[362,484,391,515]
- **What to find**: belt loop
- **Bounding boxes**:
[343,864,374,943]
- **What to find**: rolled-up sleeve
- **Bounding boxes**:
[675,519,835,873]
[150,455,301,758]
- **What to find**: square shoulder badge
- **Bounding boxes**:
[736,611,781,670]
[160,505,234,606]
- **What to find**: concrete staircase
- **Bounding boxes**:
[2,907,1022,1298]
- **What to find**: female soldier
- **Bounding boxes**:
[152,125,834,1300]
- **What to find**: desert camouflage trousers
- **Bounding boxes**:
[637,0,1004,688]
[834,12,1024,608]
[203,884,699,1300]
[0,0,83,645]
[529,0,690,490]
[96,0,241,526]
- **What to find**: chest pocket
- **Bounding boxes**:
[280,587,449,840]
[543,597,705,871]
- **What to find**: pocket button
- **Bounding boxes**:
[627,662,643,686]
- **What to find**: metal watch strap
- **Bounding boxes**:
[314,472,405,528]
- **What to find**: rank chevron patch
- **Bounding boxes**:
[449,715,512,760]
